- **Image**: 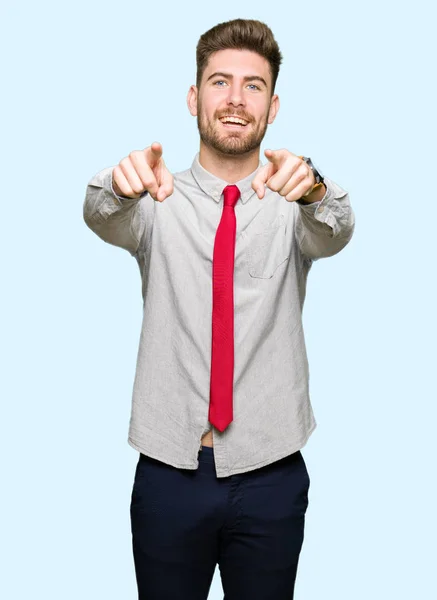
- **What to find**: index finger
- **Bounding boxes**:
[264,148,285,165]
[145,142,163,167]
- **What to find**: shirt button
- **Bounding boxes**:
[317,206,324,213]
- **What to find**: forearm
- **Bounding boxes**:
[83,167,149,256]
[295,177,355,260]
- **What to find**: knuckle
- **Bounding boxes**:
[145,177,158,191]
[144,177,156,189]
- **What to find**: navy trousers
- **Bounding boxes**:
[130,445,310,599]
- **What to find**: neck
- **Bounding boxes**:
[198,141,260,183]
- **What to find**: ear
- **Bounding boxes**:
[267,94,280,125]
[187,85,198,117]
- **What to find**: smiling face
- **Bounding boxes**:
[188,49,279,157]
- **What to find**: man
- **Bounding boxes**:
[83,18,355,600]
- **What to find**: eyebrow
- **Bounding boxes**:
[206,71,268,88]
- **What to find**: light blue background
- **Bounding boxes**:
[1,0,436,598]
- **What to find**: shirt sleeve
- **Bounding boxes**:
[83,166,153,256]
[294,176,355,261]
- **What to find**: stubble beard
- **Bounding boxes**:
[197,102,269,156]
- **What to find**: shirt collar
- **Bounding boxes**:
[190,152,263,205]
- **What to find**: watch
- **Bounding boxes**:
[301,156,324,184]
[299,156,325,195]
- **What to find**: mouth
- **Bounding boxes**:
[219,116,249,130]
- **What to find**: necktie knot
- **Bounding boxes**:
[223,185,240,208]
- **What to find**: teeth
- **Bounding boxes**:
[220,117,247,125]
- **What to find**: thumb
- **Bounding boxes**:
[157,164,174,202]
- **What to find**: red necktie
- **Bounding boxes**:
[209,184,241,432]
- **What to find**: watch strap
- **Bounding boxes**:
[299,155,325,196]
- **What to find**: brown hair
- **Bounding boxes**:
[196,19,283,96]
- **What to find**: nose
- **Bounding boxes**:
[226,83,246,107]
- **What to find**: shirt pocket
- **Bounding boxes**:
[247,220,289,279]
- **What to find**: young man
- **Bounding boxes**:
[83,18,355,600]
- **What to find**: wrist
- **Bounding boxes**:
[299,182,326,204]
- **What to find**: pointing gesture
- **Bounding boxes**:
[251,149,316,202]
[112,142,174,202]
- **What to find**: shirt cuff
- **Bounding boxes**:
[296,177,350,237]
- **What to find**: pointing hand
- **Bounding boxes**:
[251,149,316,202]
[112,142,174,202]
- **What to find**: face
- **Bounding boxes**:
[188,49,279,156]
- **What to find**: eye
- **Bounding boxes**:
[212,80,261,90]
